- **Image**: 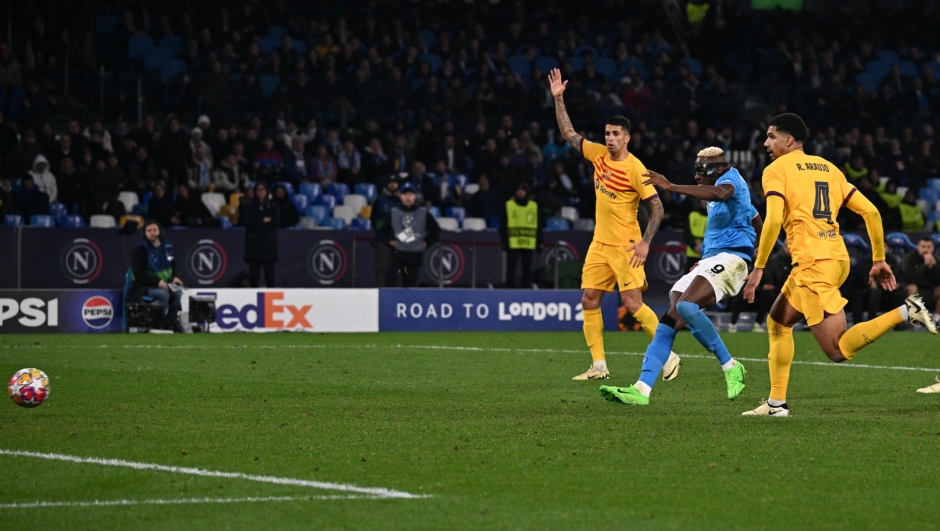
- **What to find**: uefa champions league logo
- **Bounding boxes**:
[186,240,228,285]
[60,238,103,285]
[307,240,348,285]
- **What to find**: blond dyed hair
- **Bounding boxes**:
[696,147,725,158]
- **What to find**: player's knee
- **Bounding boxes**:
[675,300,699,321]
[823,343,847,363]
[623,299,642,314]
[581,293,600,310]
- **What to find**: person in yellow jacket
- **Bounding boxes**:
[685,200,707,271]
[899,190,926,232]
[500,183,541,289]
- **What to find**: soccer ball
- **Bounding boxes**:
[8,368,50,408]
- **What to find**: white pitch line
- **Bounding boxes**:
[0,495,379,509]
[6,342,938,373]
[0,449,428,499]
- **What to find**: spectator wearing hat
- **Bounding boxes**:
[379,182,440,287]
[500,182,541,289]
[188,126,212,163]
[901,237,940,322]
[28,154,56,203]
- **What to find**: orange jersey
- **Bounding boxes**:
[581,140,657,246]
[761,150,857,272]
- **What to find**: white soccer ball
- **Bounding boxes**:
[8,368,50,408]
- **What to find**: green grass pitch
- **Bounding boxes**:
[1,330,939,530]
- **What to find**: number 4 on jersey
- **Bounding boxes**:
[813,181,833,224]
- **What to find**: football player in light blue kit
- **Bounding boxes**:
[600,147,763,405]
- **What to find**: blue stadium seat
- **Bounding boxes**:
[60,215,85,228]
[409,79,426,92]
[594,57,617,79]
[299,182,322,202]
[353,183,377,204]
[485,216,500,229]
[422,54,442,72]
[855,73,878,94]
[933,233,940,249]
[842,233,870,249]
[30,215,54,227]
[128,35,155,59]
[145,47,175,71]
[922,61,940,75]
[929,178,940,191]
[292,39,308,57]
[305,205,329,225]
[429,206,441,219]
[217,216,233,229]
[568,57,585,72]
[132,204,149,217]
[919,187,939,204]
[877,50,899,63]
[267,26,288,41]
[161,60,187,84]
[899,61,918,78]
[545,217,570,231]
[417,30,437,49]
[159,35,185,55]
[142,191,153,205]
[49,202,68,223]
[325,217,347,230]
[865,59,893,81]
[95,13,119,34]
[453,174,469,190]
[574,45,598,58]
[258,37,279,55]
[886,232,917,259]
[535,56,560,73]
[507,56,531,80]
[260,75,281,98]
[292,193,309,213]
[446,206,466,225]
[316,194,336,211]
[681,57,703,77]
[350,217,372,231]
[274,181,295,196]
[327,182,349,203]
[3,214,23,227]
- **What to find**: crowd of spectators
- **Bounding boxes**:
[4,0,940,239]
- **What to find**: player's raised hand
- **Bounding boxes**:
[548,68,567,98]
[743,268,763,303]
[626,241,649,268]
[642,170,672,191]
[869,261,897,291]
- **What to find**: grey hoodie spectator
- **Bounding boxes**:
[28,154,56,203]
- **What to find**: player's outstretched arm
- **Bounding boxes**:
[548,68,583,150]
[642,170,734,202]
[744,196,784,303]
[845,192,896,290]
[626,196,664,268]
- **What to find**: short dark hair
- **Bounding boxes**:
[605,115,631,133]
[920,236,934,244]
[769,113,808,143]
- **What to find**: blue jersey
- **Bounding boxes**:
[700,168,757,262]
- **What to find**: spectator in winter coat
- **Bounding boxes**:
[28,154,56,204]
[212,153,247,195]
[283,137,315,183]
[241,181,280,287]
[272,184,300,228]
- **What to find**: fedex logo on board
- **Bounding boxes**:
[214,292,313,330]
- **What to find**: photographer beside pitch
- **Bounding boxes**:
[128,220,184,332]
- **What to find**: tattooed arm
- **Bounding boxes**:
[626,195,663,268]
[548,68,583,150]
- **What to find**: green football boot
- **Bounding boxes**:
[724,361,746,400]
[599,385,649,405]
